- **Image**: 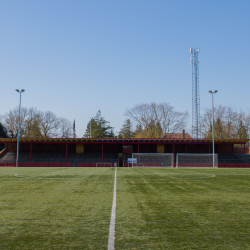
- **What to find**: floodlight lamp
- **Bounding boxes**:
[21,89,25,92]
[214,90,218,93]
[16,89,20,92]
[209,90,212,93]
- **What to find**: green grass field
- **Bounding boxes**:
[0,167,250,249]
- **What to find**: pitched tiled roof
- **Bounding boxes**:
[163,133,192,139]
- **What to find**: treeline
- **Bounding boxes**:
[1,103,249,139]
[0,107,74,138]
[200,105,250,139]
[85,103,189,139]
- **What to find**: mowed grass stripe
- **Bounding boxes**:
[115,168,250,250]
[108,167,117,250]
[0,167,115,250]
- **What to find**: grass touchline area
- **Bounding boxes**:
[0,167,249,250]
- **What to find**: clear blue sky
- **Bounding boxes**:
[1,0,250,137]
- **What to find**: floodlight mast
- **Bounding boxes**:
[16,89,25,167]
[190,48,200,138]
[209,90,218,167]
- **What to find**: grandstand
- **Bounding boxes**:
[0,137,249,167]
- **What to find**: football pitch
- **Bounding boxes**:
[0,168,250,249]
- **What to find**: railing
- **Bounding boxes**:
[0,148,6,157]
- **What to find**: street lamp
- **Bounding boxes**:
[209,90,218,167]
[16,89,25,167]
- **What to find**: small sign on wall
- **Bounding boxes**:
[128,158,137,163]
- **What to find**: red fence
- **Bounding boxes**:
[1,162,250,167]
[124,163,132,167]
[0,162,72,167]
[0,162,114,167]
[77,163,95,167]
[77,163,115,167]
[219,163,250,168]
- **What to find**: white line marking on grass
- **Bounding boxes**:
[171,170,216,179]
[171,174,216,179]
[11,176,114,179]
[108,167,117,250]
[14,174,23,177]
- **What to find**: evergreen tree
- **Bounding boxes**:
[84,111,114,138]
[237,120,248,139]
[26,120,42,138]
[133,120,163,138]
[206,123,213,139]
[0,123,8,138]
[109,128,116,138]
[0,122,8,151]
[146,120,163,138]
[214,117,225,139]
[84,118,97,138]
[118,119,134,138]
[205,117,227,139]
[73,119,76,138]
[134,124,143,138]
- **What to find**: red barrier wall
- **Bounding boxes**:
[1,162,79,167]
[63,162,71,167]
[35,162,49,167]
[224,163,238,168]
[77,162,116,167]
[233,146,250,153]
[77,163,96,167]
[24,162,36,167]
[48,162,63,167]
[7,162,16,166]
[237,163,250,168]
[2,162,249,168]
[124,163,132,167]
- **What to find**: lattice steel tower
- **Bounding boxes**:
[190,48,200,138]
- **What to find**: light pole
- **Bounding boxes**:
[209,90,218,167]
[16,89,25,167]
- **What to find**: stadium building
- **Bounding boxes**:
[0,136,249,167]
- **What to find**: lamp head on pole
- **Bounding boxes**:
[208,90,218,94]
[16,89,25,93]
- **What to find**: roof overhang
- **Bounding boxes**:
[0,138,248,145]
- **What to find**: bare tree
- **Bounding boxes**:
[125,102,188,138]
[4,107,28,137]
[59,118,73,138]
[200,105,250,139]
[158,103,188,137]
[223,106,238,139]
[39,111,60,138]
[3,107,74,138]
